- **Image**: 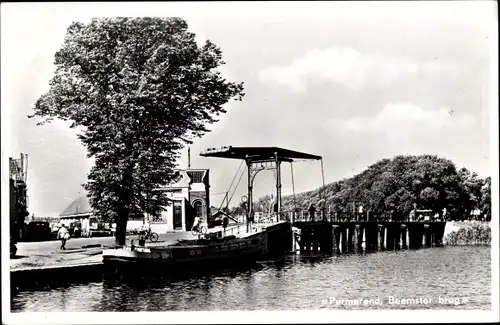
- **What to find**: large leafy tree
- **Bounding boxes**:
[29,17,244,245]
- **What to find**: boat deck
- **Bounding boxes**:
[142,221,286,248]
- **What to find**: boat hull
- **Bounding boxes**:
[102,233,265,275]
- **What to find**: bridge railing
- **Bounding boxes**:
[289,210,445,223]
[229,211,445,225]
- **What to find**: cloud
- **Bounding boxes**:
[324,102,477,139]
[259,47,460,91]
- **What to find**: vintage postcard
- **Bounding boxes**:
[1,1,498,324]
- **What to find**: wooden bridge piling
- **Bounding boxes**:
[291,221,445,255]
[377,225,385,250]
[401,225,408,249]
[361,227,366,251]
[354,225,361,252]
[394,226,401,250]
[385,226,394,250]
[332,225,339,253]
[347,226,355,252]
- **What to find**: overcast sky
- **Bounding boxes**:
[1,1,497,217]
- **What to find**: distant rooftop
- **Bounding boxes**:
[200,146,322,161]
[60,195,92,217]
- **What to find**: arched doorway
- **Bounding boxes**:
[193,200,203,218]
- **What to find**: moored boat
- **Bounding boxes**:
[102,231,266,274]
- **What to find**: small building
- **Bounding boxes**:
[59,168,210,233]
[153,169,210,231]
[59,195,93,231]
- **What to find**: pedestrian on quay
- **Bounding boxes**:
[58,224,70,250]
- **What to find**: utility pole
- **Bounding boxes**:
[188,147,191,169]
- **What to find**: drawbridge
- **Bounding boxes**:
[200,146,325,228]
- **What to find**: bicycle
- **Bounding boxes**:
[191,223,208,236]
[140,228,159,242]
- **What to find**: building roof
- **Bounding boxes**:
[200,146,322,161]
[60,195,92,217]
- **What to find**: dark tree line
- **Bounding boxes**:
[246,155,490,222]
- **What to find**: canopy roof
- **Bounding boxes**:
[200,146,322,161]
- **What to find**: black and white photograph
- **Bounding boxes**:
[1,1,498,324]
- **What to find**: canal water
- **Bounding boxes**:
[11,246,490,311]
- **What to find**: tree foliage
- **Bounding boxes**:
[29,18,245,244]
[480,177,491,221]
[270,155,490,221]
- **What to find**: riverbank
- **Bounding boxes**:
[10,231,196,289]
[443,221,491,246]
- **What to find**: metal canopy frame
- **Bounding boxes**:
[200,146,323,225]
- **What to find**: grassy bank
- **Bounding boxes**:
[443,222,491,246]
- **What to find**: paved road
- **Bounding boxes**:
[11,232,200,271]
[15,232,194,256]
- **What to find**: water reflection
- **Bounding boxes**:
[11,246,491,311]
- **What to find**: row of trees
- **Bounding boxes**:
[272,155,491,221]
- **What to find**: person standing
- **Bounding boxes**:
[58,224,69,250]
[308,203,316,222]
[192,214,201,233]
